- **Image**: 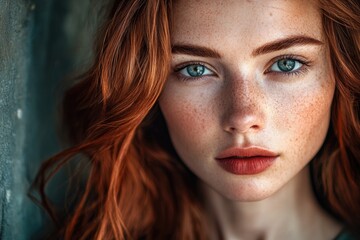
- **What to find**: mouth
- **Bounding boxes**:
[215,146,279,175]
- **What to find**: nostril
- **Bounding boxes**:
[227,124,260,134]
[251,124,260,130]
[229,127,237,132]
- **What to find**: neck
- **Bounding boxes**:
[202,166,342,240]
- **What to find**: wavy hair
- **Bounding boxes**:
[31,0,360,239]
[311,0,360,234]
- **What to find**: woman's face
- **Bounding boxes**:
[159,0,335,201]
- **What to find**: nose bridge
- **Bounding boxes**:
[230,73,257,108]
[221,73,265,134]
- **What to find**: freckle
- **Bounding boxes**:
[269,12,273,16]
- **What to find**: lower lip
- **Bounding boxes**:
[216,157,277,175]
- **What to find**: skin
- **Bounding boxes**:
[159,0,342,239]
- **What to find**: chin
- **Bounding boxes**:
[208,178,283,202]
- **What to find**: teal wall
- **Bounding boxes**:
[0,0,104,238]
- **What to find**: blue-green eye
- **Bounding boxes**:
[179,64,213,77]
[270,58,303,73]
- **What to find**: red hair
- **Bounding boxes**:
[312,0,360,233]
[31,0,360,239]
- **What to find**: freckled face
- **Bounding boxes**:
[158,0,335,201]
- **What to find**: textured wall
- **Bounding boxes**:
[0,0,104,239]
[0,1,33,238]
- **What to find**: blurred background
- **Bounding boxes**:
[0,0,107,238]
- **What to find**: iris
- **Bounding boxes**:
[277,59,296,72]
[186,64,205,77]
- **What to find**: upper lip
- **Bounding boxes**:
[215,146,278,159]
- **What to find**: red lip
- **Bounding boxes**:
[215,147,279,175]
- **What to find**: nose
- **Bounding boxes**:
[221,75,265,134]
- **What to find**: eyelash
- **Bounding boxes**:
[173,55,312,81]
[173,62,216,81]
[265,54,312,76]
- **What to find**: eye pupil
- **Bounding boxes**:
[277,59,295,72]
[187,65,205,77]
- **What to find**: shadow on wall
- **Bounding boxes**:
[0,0,108,239]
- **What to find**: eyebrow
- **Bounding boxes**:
[251,36,323,56]
[171,35,323,59]
[171,44,221,58]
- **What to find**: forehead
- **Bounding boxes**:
[172,0,323,48]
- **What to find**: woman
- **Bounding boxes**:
[32,0,360,239]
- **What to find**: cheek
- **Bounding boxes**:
[158,79,224,166]
[162,101,202,133]
[159,93,210,154]
[274,77,335,160]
